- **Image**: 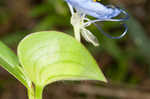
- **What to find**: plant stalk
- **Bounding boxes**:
[35,85,43,99]
[28,84,43,99]
[28,86,35,99]
[73,25,81,42]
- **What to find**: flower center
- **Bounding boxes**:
[93,0,101,2]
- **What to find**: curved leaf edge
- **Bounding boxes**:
[0,41,31,88]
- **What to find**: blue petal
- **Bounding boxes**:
[66,0,122,19]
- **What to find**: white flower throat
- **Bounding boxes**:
[71,12,99,46]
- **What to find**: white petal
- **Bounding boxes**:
[81,28,99,46]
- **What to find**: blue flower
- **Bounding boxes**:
[65,0,129,46]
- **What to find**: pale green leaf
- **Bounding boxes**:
[18,31,106,86]
[0,41,31,88]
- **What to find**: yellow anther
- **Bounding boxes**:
[93,0,101,2]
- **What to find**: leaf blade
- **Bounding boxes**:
[0,41,31,88]
[18,31,106,86]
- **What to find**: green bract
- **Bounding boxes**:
[18,31,106,87]
[0,31,106,99]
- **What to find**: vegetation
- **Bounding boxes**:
[0,0,150,99]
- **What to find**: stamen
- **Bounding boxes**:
[89,11,129,24]
[83,9,129,28]
[94,23,128,39]
[93,0,101,2]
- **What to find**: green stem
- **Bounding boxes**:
[35,85,43,99]
[28,86,35,99]
[28,84,44,99]
[73,26,81,42]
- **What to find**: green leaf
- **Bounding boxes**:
[18,31,106,86]
[0,41,31,88]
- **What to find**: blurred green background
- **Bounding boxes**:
[0,0,150,99]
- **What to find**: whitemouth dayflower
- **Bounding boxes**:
[65,0,129,46]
